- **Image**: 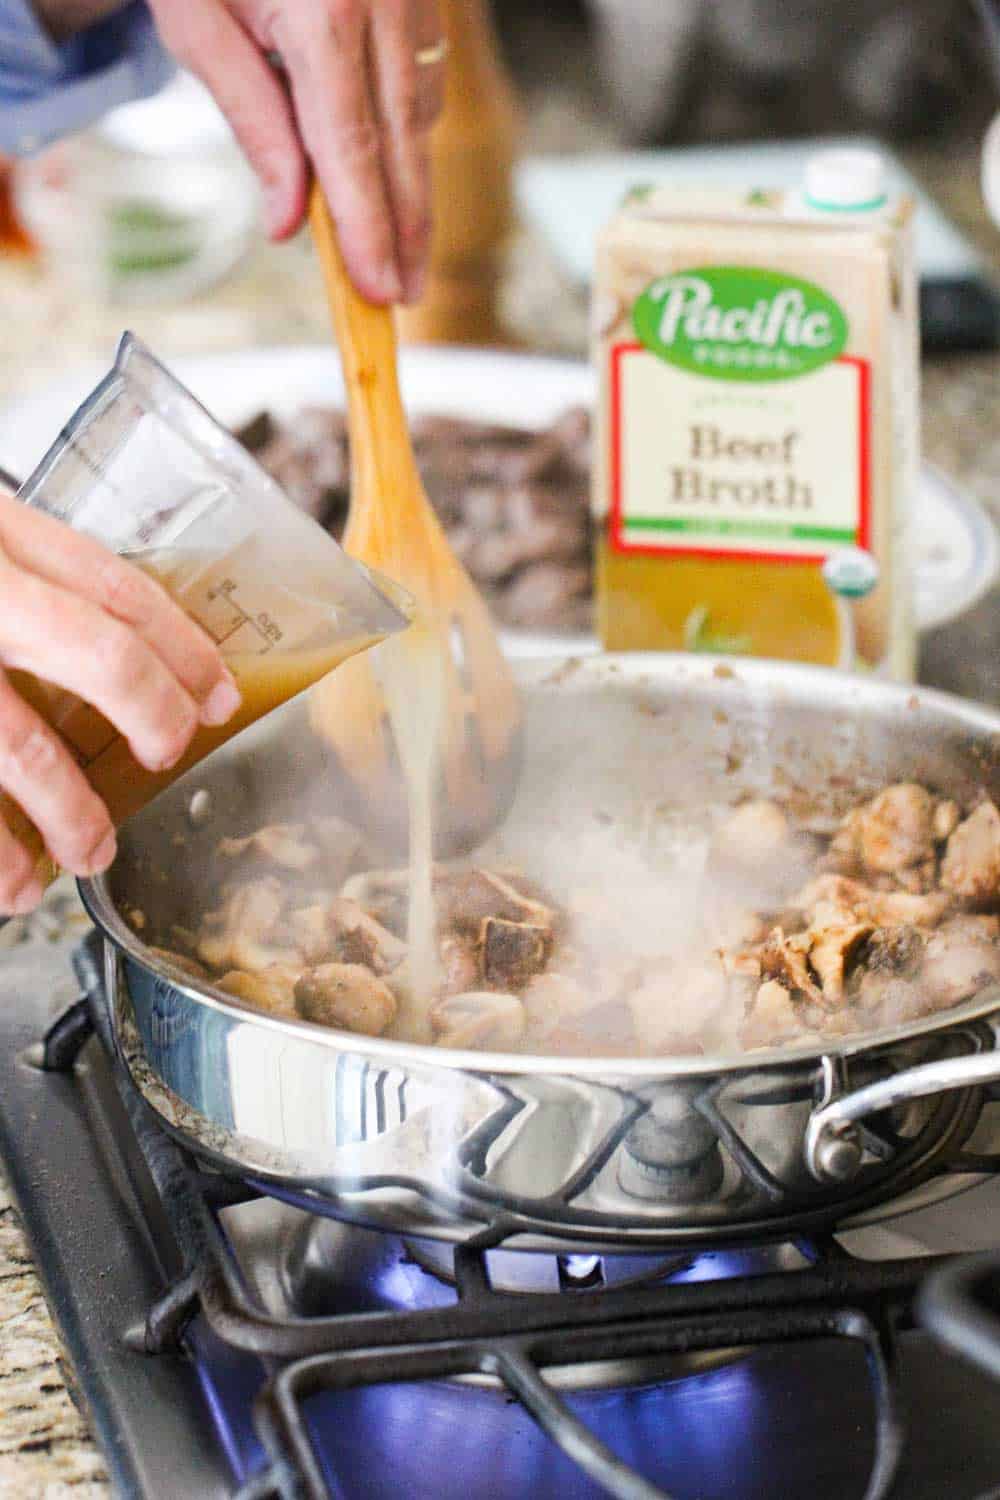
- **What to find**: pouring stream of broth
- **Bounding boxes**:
[306,181,522,1034]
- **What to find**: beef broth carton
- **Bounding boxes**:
[592,149,919,678]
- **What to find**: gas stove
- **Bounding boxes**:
[5,935,1000,1500]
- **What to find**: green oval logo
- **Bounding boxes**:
[632,266,848,382]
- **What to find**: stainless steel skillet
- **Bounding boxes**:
[80,654,1000,1251]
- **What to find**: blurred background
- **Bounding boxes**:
[0,0,998,693]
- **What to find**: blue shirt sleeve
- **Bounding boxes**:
[0,0,174,154]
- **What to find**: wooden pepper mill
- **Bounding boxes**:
[396,0,521,347]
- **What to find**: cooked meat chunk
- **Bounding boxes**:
[808,920,872,1004]
[860,925,924,978]
[327,897,407,974]
[711,801,789,871]
[439,935,481,997]
[430,992,526,1050]
[295,964,397,1035]
[627,960,729,1054]
[921,921,1000,1006]
[480,917,551,990]
[934,801,961,842]
[217,824,320,872]
[758,928,823,1005]
[147,947,209,982]
[855,972,930,1026]
[742,980,804,1048]
[522,971,597,1045]
[339,869,409,936]
[169,767,1000,1058]
[196,879,296,972]
[794,874,951,930]
[218,966,300,1019]
[438,869,555,939]
[851,784,938,875]
[941,801,1000,905]
[289,903,334,964]
[937,913,1000,941]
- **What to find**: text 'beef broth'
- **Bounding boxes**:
[593,149,919,677]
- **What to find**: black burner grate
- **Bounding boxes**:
[35,934,987,1500]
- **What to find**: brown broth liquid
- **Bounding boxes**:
[2,549,385,888]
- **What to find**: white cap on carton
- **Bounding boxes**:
[804,149,888,212]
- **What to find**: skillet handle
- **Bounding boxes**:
[806,1046,1000,1183]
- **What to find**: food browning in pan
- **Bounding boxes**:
[145,783,1000,1057]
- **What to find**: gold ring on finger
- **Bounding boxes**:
[415,38,448,67]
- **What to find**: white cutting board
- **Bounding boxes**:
[516,135,986,286]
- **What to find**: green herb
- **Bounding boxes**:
[106,198,199,276]
[683,604,752,655]
[623,182,655,206]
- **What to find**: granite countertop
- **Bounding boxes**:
[0,134,998,1497]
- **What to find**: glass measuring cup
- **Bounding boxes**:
[3,332,409,885]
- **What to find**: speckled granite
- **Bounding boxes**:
[0,125,997,1496]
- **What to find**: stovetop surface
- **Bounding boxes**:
[4,938,1000,1500]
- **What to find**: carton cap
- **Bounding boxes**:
[804,149,887,212]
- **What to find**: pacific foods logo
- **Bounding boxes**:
[632,266,849,382]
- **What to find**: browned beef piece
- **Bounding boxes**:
[480,917,551,989]
[436,870,555,937]
[941,800,1000,905]
[860,925,925,978]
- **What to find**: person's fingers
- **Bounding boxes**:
[148,0,308,238]
[0,498,240,728]
[0,670,116,883]
[371,0,445,303]
[0,809,45,916]
[272,2,401,302]
[0,562,202,775]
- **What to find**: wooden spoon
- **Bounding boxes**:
[306,184,522,856]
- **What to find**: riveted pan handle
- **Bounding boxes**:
[806,1047,1000,1184]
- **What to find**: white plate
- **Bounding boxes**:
[0,344,993,645]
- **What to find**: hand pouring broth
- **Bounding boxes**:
[1,547,389,886]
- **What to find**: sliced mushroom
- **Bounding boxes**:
[430,991,526,1050]
[294,964,397,1036]
[217,964,301,1018]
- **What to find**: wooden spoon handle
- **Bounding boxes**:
[308,183,422,523]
